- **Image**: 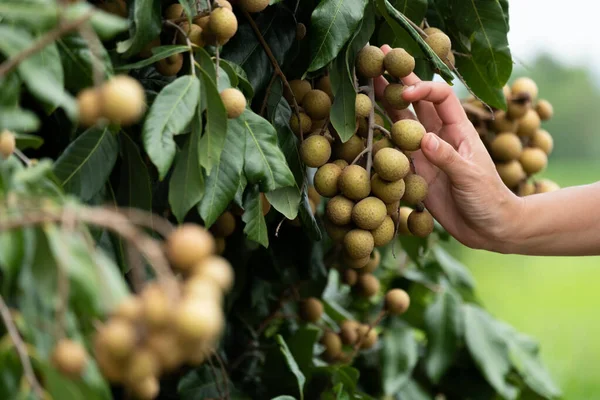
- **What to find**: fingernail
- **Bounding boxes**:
[403,85,415,93]
[425,133,438,151]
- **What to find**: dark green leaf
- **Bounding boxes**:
[432,245,475,291]
[142,75,201,179]
[382,319,418,395]
[454,51,506,110]
[0,72,21,107]
[390,0,428,21]
[58,34,112,92]
[53,126,119,201]
[178,364,237,399]
[298,186,322,240]
[178,0,197,22]
[115,45,189,71]
[116,133,153,212]
[117,0,162,58]
[14,133,44,150]
[0,107,40,132]
[330,55,357,143]
[220,59,254,99]
[276,334,306,400]
[242,185,269,248]
[396,378,433,400]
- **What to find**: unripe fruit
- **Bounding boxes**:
[124,348,160,384]
[424,27,443,36]
[357,273,380,297]
[131,376,160,400]
[300,135,332,168]
[240,0,270,13]
[343,269,358,286]
[396,206,413,235]
[285,79,312,104]
[402,174,428,205]
[211,211,236,237]
[76,89,102,127]
[342,252,370,269]
[425,33,451,59]
[338,165,371,201]
[311,119,328,133]
[517,109,541,137]
[299,297,323,323]
[332,159,349,169]
[314,163,342,198]
[208,7,238,44]
[355,94,372,119]
[385,289,410,315]
[535,179,560,193]
[511,77,538,101]
[362,250,381,274]
[356,46,385,78]
[531,129,553,155]
[492,110,517,133]
[519,147,548,175]
[352,197,387,230]
[371,216,395,247]
[303,90,332,120]
[146,332,184,371]
[0,130,16,159]
[344,229,374,260]
[373,148,410,181]
[156,53,183,76]
[52,339,88,378]
[496,160,525,188]
[334,135,365,163]
[384,48,415,78]
[220,88,246,119]
[164,4,184,20]
[326,195,354,226]
[391,119,425,151]
[535,99,553,121]
[191,256,235,292]
[289,112,312,137]
[316,75,334,100]
[324,218,351,242]
[340,320,359,345]
[321,331,342,361]
[490,132,522,161]
[113,296,142,323]
[506,101,530,120]
[166,224,216,270]
[98,319,137,359]
[102,75,146,126]
[141,284,171,329]
[372,136,394,156]
[384,84,410,110]
[371,174,405,204]
[407,209,434,238]
[175,298,224,340]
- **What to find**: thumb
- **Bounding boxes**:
[420,132,469,181]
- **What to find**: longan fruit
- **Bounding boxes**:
[141,284,171,328]
[402,174,428,205]
[355,93,372,119]
[146,332,184,372]
[308,185,321,204]
[326,195,354,226]
[506,101,530,120]
[239,0,270,13]
[208,7,238,44]
[371,174,405,204]
[123,348,160,384]
[535,179,560,193]
[517,181,536,197]
[156,53,183,76]
[425,33,451,59]
[131,376,160,400]
[0,130,16,159]
[102,75,146,126]
[220,88,246,119]
[344,229,374,260]
[191,256,235,292]
[214,0,232,9]
[490,132,523,161]
[166,224,216,271]
[316,75,334,100]
[352,197,387,230]
[535,99,554,121]
[76,88,102,127]
[285,79,312,104]
[303,89,332,120]
[289,112,312,137]
[210,211,236,237]
[333,135,365,163]
[338,165,371,201]
[332,159,349,169]
[300,135,332,168]
[371,216,395,247]
[384,48,415,79]
[95,346,124,383]
[299,297,323,323]
[424,27,443,36]
[183,275,223,302]
[311,118,328,132]
[321,331,342,361]
[296,23,307,41]
[530,129,553,155]
[175,298,224,340]
[356,45,385,78]
[340,320,359,345]
[164,3,184,20]
[445,50,455,67]
[517,109,541,137]
[519,147,548,175]
[139,37,161,58]
[342,252,370,269]
[491,110,517,133]
[324,218,351,242]
[384,83,410,110]
[215,237,226,254]
[511,77,538,101]
[357,273,380,297]
[396,206,413,235]
[373,148,410,181]
[343,269,358,286]
[384,289,410,315]
[112,296,142,323]
[314,163,343,198]
[407,209,434,238]
[391,119,425,151]
[97,319,137,359]
[193,15,211,29]
[177,23,205,48]
[372,136,394,156]
[496,160,525,188]
[52,339,88,378]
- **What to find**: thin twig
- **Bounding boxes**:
[164,20,196,77]
[405,16,427,38]
[350,310,387,359]
[77,22,106,88]
[0,295,44,399]
[274,217,286,238]
[0,12,94,78]
[374,103,393,126]
[113,206,174,238]
[12,149,32,167]
[351,148,369,166]
[365,80,376,175]
[373,124,391,138]
[452,50,471,58]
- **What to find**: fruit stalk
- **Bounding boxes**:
[350,309,387,357]
[164,20,196,77]
[365,79,376,176]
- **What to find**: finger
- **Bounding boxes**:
[399,73,441,132]
[420,132,472,184]
[381,44,392,55]
[402,82,467,126]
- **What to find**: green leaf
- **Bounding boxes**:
[142,75,201,179]
[298,187,322,240]
[53,126,119,201]
[0,107,40,132]
[241,109,295,192]
[390,0,428,21]
[117,0,162,58]
[463,304,518,400]
[276,334,306,400]
[382,319,418,395]
[0,72,21,107]
[307,0,368,72]
[169,129,205,223]
[14,133,44,150]
[115,45,189,71]
[116,133,153,212]
[424,289,463,384]
[396,378,433,400]
[454,50,506,109]
[220,59,254,99]
[178,0,197,22]
[432,246,476,291]
[242,185,269,248]
[178,364,235,399]
[58,34,112,92]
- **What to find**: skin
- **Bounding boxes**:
[374,44,600,257]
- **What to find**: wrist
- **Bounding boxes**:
[485,191,527,254]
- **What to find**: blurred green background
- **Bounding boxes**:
[451,54,600,399]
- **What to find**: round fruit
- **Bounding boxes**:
[518,181,536,197]
[191,256,235,292]
[357,274,380,297]
[239,0,270,13]
[113,296,142,322]
[445,50,455,67]
[496,160,525,188]
[535,99,553,121]
[139,37,161,58]
[342,253,370,269]
[407,209,434,238]
[215,237,226,255]
[391,120,425,151]
[340,320,359,345]
[338,165,371,201]
[101,75,146,126]
[177,23,205,47]
[175,298,224,340]
[519,147,548,175]
[371,216,395,247]
[425,33,451,59]
[332,159,349,169]
[285,79,311,104]
[300,135,332,168]
[424,27,443,35]
[373,148,410,181]
[535,179,560,193]
[131,376,160,400]
[289,112,312,137]
[372,136,394,156]
[402,174,428,205]
[214,0,232,9]
[352,197,387,230]
[356,46,385,78]
[343,268,358,286]
[384,84,410,110]
[166,224,216,270]
[0,130,16,159]
[183,275,223,301]
[164,4,184,20]
[98,319,137,359]
[324,218,351,242]
[333,135,365,163]
[76,89,102,127]
[220,88,246,119]
[507,101,530,120]
[491,110,517,133]
[321,331,342,361]
[302,90,332,120]
[355,93,372,119]
[511,77,538,101]
[193,15,211,29]
[211,211,236,237]
[208,7,238,44]
[490,132,522,161]
[371,174,405,204]
[146,332,184,371]
[300,297,323,323]
[384,289,410,315]
[52,339,87,378]
[308,186,321,204]
[517,109,541,137]
[344,229,374,260]
[316,75,334,100]
[141,284,171,328]
[156,53,183,76]
[296,23,307,41]
[314,163,342,198]
[326,195,354,226]
[396,207,413,235]
[124,348,159,384]
[95,346,124,383]
[531,129,553,155]
[383,48,415,78]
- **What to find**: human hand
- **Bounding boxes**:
[374,45,523,252]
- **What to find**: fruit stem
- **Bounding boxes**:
[374,102,394,126]
[350,310,388,358]
[365,79,376,176]
[164,20,196,77]
[446,57,492,115]
[373,124,391,138]
[12,148,32,167]
[205,0,212,11]
[0,294,45,399]
[405,16,428,38]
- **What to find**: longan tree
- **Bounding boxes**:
[0,0,561,399]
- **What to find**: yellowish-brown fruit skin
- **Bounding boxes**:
[285,79,312,104]
[175,298,224,341]
[314,163,343,198]
[146,331,184,372]
[517,109,541,137]
[384,84,410,110]
[214,0,232,9]
[396,206,413,235]
[220,88,246,119]
[303,89,332,120]
[316,75,334,100]
[334,135,365,163]
[445,50,455,68]
[300,297,323,322]
[402,174,428,205]
[338,165,371,201]
[535,179,560,193]
[95,345,125,383]
[343,269,358,286]
[425,33,451,59]
[113,296,143,323]
[240,0,270,13]
[0,130,17,159]
[352,197,387,230]
[372,136,393,156]
[52,339,88,378]
[343,252,370,269]
[166,224,216,270]
[124,348,160,384]
[156,53,184,76]
[492,110,517,133]
[208,7,238,44]
[193,15,211,30]
[183,275,223,301]
[260,193,271,215]
[97,319,137,359]
[300,135,332,168]
[164,4,184,20]
[517,181,536,197]
[191,256,235,292]
[215,237,226,254]
[77,88,102,127]
[356,46,385,78]
[362,250,381,273]
[357,273,380,297]
[131,376,160,400]
[321,331,343,361]
[385,289,410,315]
[332,159,349,169]
[423,27,443,36]
[391,120,425,151]
[371,216,395,247]
[340,320,360,345]
[289,112,312,137]
[407,209,434,238]
[519,147,548,175]
[512,77,539,101]
[371,174,405,204]
[141,284,172,329]
[506,101,530,120]
[355,93,372,119]
[211,211,236,237]
[326,195,355,226]
[384,48,415,78]
[496,160,526,188]
[373,148,410,181]
[490,132,523,162]
[530,129,553,155]
[535,99,554,121]
[344,229,375,260]
[324,219,351,242]
[102,75,147,126]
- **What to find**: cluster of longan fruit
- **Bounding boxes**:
[0,130,16,160]
[466,77,560,195]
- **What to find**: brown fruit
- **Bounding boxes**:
[324,218,351,242]
[300,297,323,323]
[285,79,312,104]
[372,136,394,156]
[95,346,124,383]
[76,89,102,127]
[296,23,307,41]
[338,165,371,201]
[52,339,87,378]
[303,89,332,120]
[352,197,387,230]
[391,119,425,151]
[371,174,405,204]
[333,135,365,163]
[131,376,160,400]
[0,130,16,159]
[220,88,246,119]
[530,129,553,155]
[261,193,271,216]
[215,237,226,255]
[396,206,413,235]
[506,101,530,120]
[211,211,236,237]
[239,0,270,13]
[183,276,223,302]
[332,159,349,169]
[490,132,523,161]
[343,268,358,286]
[289,112,312,137]
[535,99,553,121]
[340,320,359,345]
[425,33,451,59]
[193,15,211,30]
[535,179,560,193]
[357,273,380,297]
[384,48,415,79]
[166,224,216,270]
[311,118,328,133]
[208,7,238,44]
[384,84,410,110]
[344,229,374,260]
[491,110,517,133]
[519,147,548,175]
[371,216,395,247]
[326,195,354,226]
[496,160,525,188]
[407,209,434,238]
[424,27,443,36]
[113,296,143,322]
[124,348,160,384]
[97,319,137,359]
[314,163,343,198]
[355,93,372,119]
[373,148,410,181]
[177,23,205,48]
[156,53,184,76]
[139,38,161,58]
[300,135,332,168]
[191,256,235,292]
[402,174,428,205]
[141,284,171,329]
[175,298,224,340]
[308,186,321,204]
[102,75,146,126]
[517,109,541,137]
[316,75,334,100]
[164,4,184,20]
[146,331,184,371]
[342,253,370,269]
[356,46,385,78]
[362,250,381,274]
[445,50,455,67]
[511,77,538,101]
[321,331,342,361]
[384,289,410,315]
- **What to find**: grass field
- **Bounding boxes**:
[447,159,600,399]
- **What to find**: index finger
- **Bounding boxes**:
[401,81,467,126]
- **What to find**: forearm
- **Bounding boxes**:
[492,182,600,256]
